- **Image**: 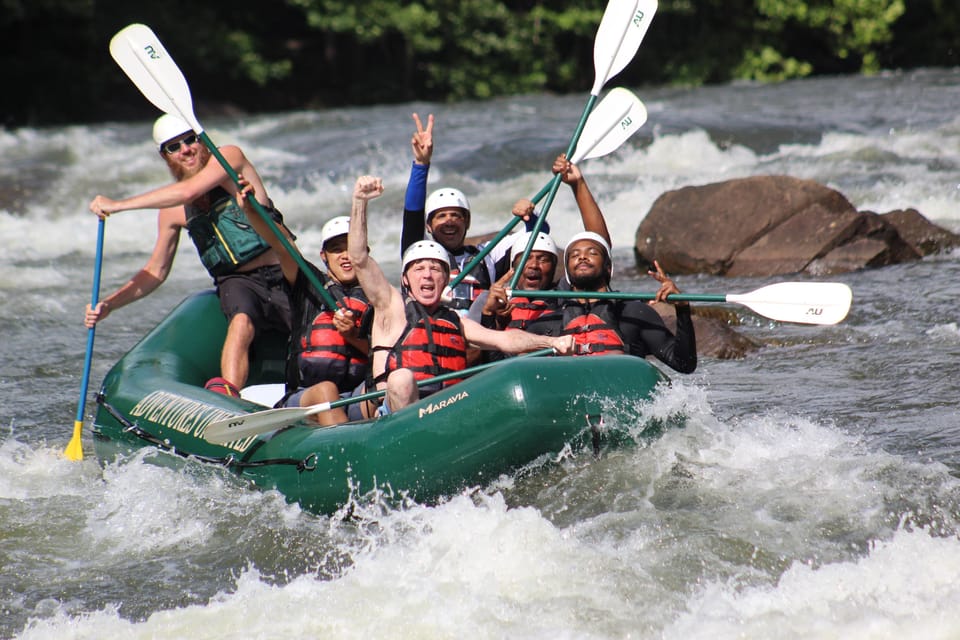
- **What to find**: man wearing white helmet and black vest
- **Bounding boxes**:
[400,114,552,314]
[86,115,292,396]
[476,152,614,333]
[347,175,576,416]
[523,156,697,374]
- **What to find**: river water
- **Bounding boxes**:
[2,67,960,638]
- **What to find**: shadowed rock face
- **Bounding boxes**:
[652,302,762,360]
[634,175,959,277]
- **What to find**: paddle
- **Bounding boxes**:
[64,219,106,461]
[447,87,648,292]
[203,347,557,444]
[508,282,854,325]
[509,0,657,291]
[108,24,340,312]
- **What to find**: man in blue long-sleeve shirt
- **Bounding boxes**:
[400,113,548,314]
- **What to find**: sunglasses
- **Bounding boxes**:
[161,133,200,155]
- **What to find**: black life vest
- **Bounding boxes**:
[374,300,467,397]
[184,186,275,277]
[446,246,493,311]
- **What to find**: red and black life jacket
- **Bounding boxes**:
[560,301,626,355]
[504,296,555,331]
[374,300,467,396]
[290,274,370,393]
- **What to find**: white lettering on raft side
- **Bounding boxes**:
[418,391,470,419]
[129,391,256,452]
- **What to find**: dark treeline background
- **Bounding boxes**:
[3,0,958,128]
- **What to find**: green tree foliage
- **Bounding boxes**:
[286,0,601,101]
[0,0,956,127]
[749,0,906,77]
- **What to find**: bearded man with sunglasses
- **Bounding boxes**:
[85,115,292,396]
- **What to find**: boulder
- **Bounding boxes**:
[878,208,960,256]
[634,175,955,277]
[653,303,762,360]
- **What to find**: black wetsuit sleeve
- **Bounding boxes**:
[619,301,697,374]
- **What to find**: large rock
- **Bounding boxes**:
[878,208,960,257]
[653,303,761,360]
[634,176,958,277]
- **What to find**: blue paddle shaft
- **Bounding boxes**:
[75,219,105,424]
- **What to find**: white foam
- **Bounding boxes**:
[664,527,960,639]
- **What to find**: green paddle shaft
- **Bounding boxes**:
[197,138,340,313]
[509,281,854,326]
[507,97,598,293]
[204,347,556,444]
[510,289,718,302]
[447,88,644,292]
[109,23,340,312]
[328,346,555,411]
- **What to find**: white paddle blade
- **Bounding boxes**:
[591,0,658,94]
[571,88,647,163]
[728,282,853,325]
[203,402,331,444]
[109,24,203,134]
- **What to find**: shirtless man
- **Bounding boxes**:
[347,175,576,414]
[86,115,291,394]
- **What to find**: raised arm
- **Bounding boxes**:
[553,154,611,246]
[348,175,395,312]
[400,113,433,256]
[89,146,269,218]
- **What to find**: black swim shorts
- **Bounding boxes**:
[216,264,292,335]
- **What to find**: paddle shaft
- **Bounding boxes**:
[75,218,106,423]
[509,0,657,290]
[66,219,106,459]
[510,289,720,303]
[446,185,550,292]
[325,346,555,412]
[510,282,853,325]
[447,91,613,292]
[196,132,341,311]
[204,347,557,443]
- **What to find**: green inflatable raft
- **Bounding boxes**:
[92,290,671,514]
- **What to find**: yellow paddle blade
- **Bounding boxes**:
[64,421,84,461]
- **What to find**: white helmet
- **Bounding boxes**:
[320,216,350,248]
[511,231,560,284]
[564,231,613,284]
[510,231,559,262]
[152,114,192,147]
[425,188,470,225]
[402,240,451,273]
